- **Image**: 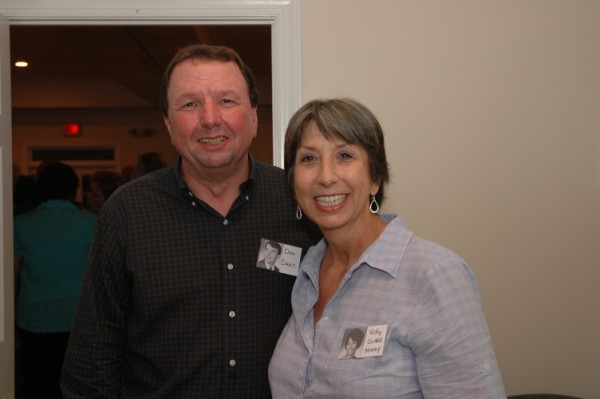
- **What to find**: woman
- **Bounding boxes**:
[269,98,505,398]
[339,328,364,360]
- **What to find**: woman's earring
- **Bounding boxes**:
[296,205,303,220]
[369,195,380,214]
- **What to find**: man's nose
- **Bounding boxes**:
[200,101,222,128]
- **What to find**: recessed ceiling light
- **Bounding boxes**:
[15,61,29,68]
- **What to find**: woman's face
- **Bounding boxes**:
[293,122,379,234]
[345,337,358,356]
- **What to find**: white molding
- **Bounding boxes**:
[0,0,301,167]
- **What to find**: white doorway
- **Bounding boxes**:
[0,2,301,398]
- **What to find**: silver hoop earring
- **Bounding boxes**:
[296,205,303,220]
[369,195,380,214]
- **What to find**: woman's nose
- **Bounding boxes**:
[317,158,337,186]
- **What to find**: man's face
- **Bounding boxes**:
[264,243,279,265]
[163,59,258,176]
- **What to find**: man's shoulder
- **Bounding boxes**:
[99,166,179,218]
[113,166,177,197]
[251,161,289,193]
[253,159,285,178]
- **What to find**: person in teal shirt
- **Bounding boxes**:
[14,161,96,399]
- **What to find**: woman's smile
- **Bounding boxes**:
[315,194,347,209]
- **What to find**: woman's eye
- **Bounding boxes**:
[339,152,353,159]
[298,154,315,163]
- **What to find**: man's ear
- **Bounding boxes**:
[163,115,173,141]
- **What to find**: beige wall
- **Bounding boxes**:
[5,0,600,397]
[301,1,600,397]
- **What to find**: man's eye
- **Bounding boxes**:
[180,101,196,109]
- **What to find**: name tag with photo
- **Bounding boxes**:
[338,324,388,360]
[256,238,302,276]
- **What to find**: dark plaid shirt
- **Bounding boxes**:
[62,156,321,398]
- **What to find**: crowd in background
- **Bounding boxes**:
[13,151,167,216]
[11,151,167,399]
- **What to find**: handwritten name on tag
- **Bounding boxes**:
[256,238,302,276]
[338,324,388,360]
[360,325,388,357]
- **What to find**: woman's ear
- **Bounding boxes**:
[370,177,382,197]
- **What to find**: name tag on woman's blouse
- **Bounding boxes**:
[255,238,302,276]
[338,325,388,360]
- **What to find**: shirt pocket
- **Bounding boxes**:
[324,322,376,384]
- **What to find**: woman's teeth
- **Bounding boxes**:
[316,194,346,207]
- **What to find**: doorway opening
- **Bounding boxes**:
[11,25,273,202]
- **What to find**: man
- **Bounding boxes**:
[61,44,320,398]
[256,240,282,272]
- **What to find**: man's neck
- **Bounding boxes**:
[181,157,250,216]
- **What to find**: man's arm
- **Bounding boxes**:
[61,212,130,398]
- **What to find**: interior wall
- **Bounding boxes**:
[12,106,273,201]
[300,1,600,397]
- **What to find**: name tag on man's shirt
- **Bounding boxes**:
[256,238,302,276]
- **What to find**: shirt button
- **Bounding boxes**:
[227,263,234,270]
[223,219,229,226]
[229,311,236,318]
[191,201,196,207]
[188,191,194,197]
[229,359,236,367]
[245,195,249,200]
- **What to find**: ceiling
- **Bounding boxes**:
[10,25,272,110]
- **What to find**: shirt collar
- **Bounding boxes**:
[175,155,256,200]
[359,214,412,277]
[301,215,412,281]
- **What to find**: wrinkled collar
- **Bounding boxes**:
[301,215,412,281]
[175,155,256,199]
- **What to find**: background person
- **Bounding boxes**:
[84,170,125,215]
[61,44,320,398]
[130,151,167,180]
[14,162,96,399]
[269,98,505,398]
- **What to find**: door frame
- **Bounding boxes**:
[0,2,301,398]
